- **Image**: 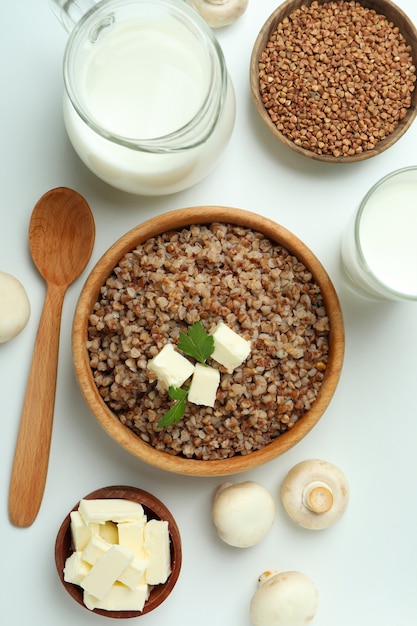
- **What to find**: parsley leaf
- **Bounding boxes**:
[157,386,189,428]
[177,321,214,364]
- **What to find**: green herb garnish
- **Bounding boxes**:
[157,386,189,428]
[177,321,214,364]
[157,322,214,428]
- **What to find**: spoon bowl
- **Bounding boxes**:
[8,187,95,528]
[29,190,95,287]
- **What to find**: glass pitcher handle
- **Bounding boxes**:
[49,0,97,32]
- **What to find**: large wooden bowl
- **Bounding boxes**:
[72,207,345,476]
[250,0,417,163]
[55,485,182,619]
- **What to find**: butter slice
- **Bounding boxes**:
[82,535,111,566]
[188,363,220,408]
[118,520,146,558]
[210,321,251,373]
[144,519,171,585]
[78,499,145,524]
[82,536,149,589]
[148,343,194,388]
[63,551,91,585]
[80,545,134,600]
[118,557,150,589]
[83,582,150,612]
[70,510,99,551]
[99,521,119,544]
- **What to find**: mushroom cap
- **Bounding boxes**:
[280,459,349,530]
[211,481,275,547]
[187,0,249,28]
[250,570,319,626]
[0,271,31,343]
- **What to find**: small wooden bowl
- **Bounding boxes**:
[250,0,417,163]
[72,206,344,476]
[55,485,182,619]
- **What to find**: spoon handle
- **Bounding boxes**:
[9,282,66,527]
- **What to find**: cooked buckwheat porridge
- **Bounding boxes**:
[87,223,330,460]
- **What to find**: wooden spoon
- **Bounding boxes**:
[8,187,95,527]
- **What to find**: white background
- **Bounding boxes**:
[2,1,417,624]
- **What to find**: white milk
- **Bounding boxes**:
[341,173,417,300]
[63,16,235,195]
[81,19,209,139]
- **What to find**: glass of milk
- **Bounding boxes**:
[50,0,236,195]
[341,167,417,302]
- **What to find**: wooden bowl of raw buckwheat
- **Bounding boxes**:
[250,0,417,162]
[72,207,345,476]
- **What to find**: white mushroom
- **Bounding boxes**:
[0,271,31,344]
[250,570,319,626]
[187,0,249,28]
[211,481,275,547]
[280,459,349,530]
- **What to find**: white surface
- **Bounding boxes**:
[1,1,417,624]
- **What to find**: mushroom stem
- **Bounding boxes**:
[280,459,349,530]
[258,570,279,586]
[302,481,333,514]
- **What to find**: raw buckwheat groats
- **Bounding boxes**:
[258,0,416,157]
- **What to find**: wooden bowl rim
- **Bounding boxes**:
[55,485,182,619]
[249,0,417,163]
[72,206,345,476]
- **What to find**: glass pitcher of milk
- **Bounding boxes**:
[50,0,236,195]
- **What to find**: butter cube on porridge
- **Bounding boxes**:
[148,343,194,388]
[210,321,251,373]
[188,363,220,408]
